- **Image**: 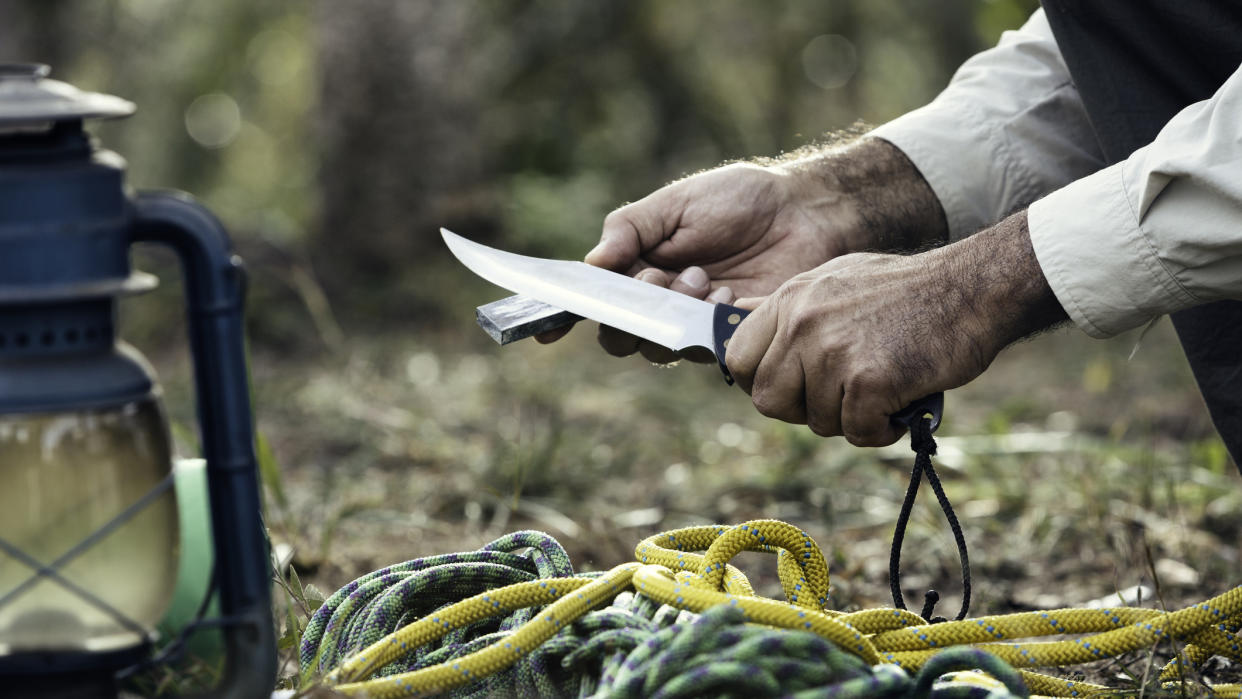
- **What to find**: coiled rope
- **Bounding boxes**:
[299,518,1242,697]
[299,418,1242,697]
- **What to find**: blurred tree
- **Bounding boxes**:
[0,0,1038,332]
[310,0,1035,322]
[0,0,73,69]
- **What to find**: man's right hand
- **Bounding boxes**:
[536,138,949,363]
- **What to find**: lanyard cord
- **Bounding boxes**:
[889,415,972,622]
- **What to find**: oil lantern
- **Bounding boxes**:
[0,64,274,697]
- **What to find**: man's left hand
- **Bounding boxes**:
[724,209,1068,446]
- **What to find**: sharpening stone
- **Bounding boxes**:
[476,294,581,345]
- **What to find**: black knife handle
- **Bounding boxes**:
[889,392,944,433]
[711,303,750,385]
[711,303,944,433]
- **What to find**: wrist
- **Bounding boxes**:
[939,209,1068,354]
[776,137,949,252]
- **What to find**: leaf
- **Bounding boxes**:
[303,584,328,614]
[257,431,288,511]
[287,564,305,605]
[279,602,301,651]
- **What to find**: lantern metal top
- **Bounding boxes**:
[0,63,134,126]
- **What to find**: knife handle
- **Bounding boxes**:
[711,303,750,385]
[711,303,944,433]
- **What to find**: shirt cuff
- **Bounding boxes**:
[1028,164,1198,338]
[873,99,1051,242]
[871,102,998,240]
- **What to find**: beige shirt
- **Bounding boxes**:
[871,9,1242,338]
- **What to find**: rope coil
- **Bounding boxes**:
[299,519,1242,698]
[297,408,1236,697]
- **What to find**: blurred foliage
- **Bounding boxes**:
[5,3,1238,692]
[5,0,1035,337]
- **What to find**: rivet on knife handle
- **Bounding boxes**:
[711,303,750,385]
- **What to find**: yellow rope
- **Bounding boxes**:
[320,519,1242,698]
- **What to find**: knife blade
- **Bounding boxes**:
[441,228,943,432]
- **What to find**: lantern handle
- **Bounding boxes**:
[130,190,276,698]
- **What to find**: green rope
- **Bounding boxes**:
[298,530,1028,698]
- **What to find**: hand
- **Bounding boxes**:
[586,160,845,364]
[537,160,842,363]
[725,210,1067,446]
[538,139,948,364]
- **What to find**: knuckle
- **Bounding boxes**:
[845,429,887,448]
[750,389,783,420]
[785,308,817,339]
[843,366,886,399]
[806,417,838,438]
[752,390,804,424]
[602,207,630,228]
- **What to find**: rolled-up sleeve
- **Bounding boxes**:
[871,9,1105,240]
[1029,66,1242,338]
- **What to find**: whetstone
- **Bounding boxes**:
[476,294,581,345]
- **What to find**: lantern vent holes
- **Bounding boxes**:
[0,306,113,357]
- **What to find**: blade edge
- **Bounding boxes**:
[441,228,715,350]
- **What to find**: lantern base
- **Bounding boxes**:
[0,642,149,699]
[7,671,117,699]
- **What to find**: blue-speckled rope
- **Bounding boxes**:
[298,530,1027,698]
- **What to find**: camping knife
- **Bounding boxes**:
[441,228,942,432]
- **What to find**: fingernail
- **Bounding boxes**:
[707,286,733,303]
[680,266,708,289]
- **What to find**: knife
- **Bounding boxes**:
[441,228,942,432]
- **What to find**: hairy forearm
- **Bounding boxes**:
[775,137,950,253]
[937,208,1069,351]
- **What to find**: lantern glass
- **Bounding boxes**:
[0,393,179,655]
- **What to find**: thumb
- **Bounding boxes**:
[587,205,654,272]
[584,231,635,272]
[733,296,765,311]
[724,300,776,395]
[588,189,683,271]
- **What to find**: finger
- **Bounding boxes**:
[597,268,674,356]
[639,341,681,365]
[724,301,777,394]
[707,286,735,305]
[634,267,681,362]
[588,193,679,271]
[802,358,844,438]
[733,296,764,311]
[750,349,808,424]
[635,267,673,287]
[680,284,733,363]
[534,325,574,344]
[841,377,904,447]
[669,266,710,299]
[680,346,718,364]
[598,324,641,357]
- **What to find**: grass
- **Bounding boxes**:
[139,310,1241,693]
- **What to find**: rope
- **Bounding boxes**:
[299,519,1242,698]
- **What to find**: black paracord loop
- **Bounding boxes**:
[889,416,972,622]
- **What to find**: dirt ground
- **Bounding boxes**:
[154,310,1242,691]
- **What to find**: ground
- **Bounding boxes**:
[154,311,1242,691]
